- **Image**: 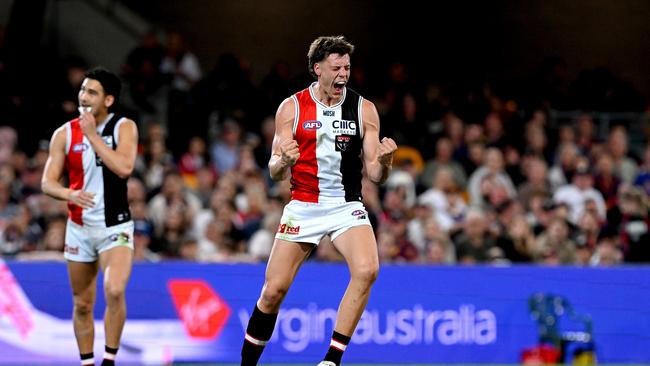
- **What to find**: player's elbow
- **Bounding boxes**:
[116,163,135,179]
[40,179,52,196]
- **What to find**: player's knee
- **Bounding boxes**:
[351,261,379,286]
[104,282,126,304]
[260,282,289,308]
[73,297,94,317]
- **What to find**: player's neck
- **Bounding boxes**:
[312,83,341,106]
[94,111,111,127]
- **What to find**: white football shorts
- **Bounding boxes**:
[275,200,372,245]
[64,219,134,262]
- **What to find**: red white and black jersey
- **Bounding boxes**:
[64,114,131,227]
[290,83,364,203]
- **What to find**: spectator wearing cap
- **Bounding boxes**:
[553,161,606,225]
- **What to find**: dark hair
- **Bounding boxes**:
[84,67,122,107]
[307,35,354,79]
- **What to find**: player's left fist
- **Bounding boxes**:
[378,137,397,167]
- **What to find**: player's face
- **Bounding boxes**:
[78,78,111,116]
[317,53,350,97]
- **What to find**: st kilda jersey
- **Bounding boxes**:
[64,113,131,227]
[290,83,365,203]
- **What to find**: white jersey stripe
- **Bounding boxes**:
[358,96,364,138]
[291,95,299,135]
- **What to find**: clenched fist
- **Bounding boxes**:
[280,139,300,166]
[377,137,397,167]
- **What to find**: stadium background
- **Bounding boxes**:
[0,0,649,365]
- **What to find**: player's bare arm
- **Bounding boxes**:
[41,126,96,208]
[79,112,139,179]
[268,97,300,181]
[361,99,397,184]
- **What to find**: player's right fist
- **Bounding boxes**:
[280,139,300,166]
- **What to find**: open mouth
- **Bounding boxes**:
[333,81,346,92]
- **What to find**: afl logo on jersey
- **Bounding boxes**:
[72,142,89,153]
[303,120,322,130]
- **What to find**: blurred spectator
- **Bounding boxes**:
[608,126,638,184]
[418,167,467,233]
[419,137,467,190]
[160,30,202,153]
[210,118,242,175]
[178,136,211,189]
[148,171,202,236]
[454,208,496,264]
[248,211,281,261]
[533,217,577,265]
[517,156,551,207]
[613,186,650,262]
[549,143,580,189]
[553,161,606,225]
[634,144,650,195]
[589,235,623,266]
[501,214,534,262]
[467,147,516,208]
[16,214,66,261]
[122,30,165,115]
[593,153,621,209]
[575,113,596,154]
[424,234,455,264]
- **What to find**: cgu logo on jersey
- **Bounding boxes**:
[303,120,322,130]
[168,279,231,340]
[277,223,300,235]
[72,142,89,153]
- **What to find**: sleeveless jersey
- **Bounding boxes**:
[290,84,364,203]
[64,114,131,227]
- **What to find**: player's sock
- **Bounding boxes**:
[80,352,94,366]
[100,346,118,366]
[323,330,351,366]
[241,305,278,365]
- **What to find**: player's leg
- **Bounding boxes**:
[98,245,133,365]
[98,225,134,366]
[325,225,379,365]
[241,239,313,366]
[67,260,99,365]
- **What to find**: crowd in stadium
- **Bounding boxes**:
[0,29,649,265]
